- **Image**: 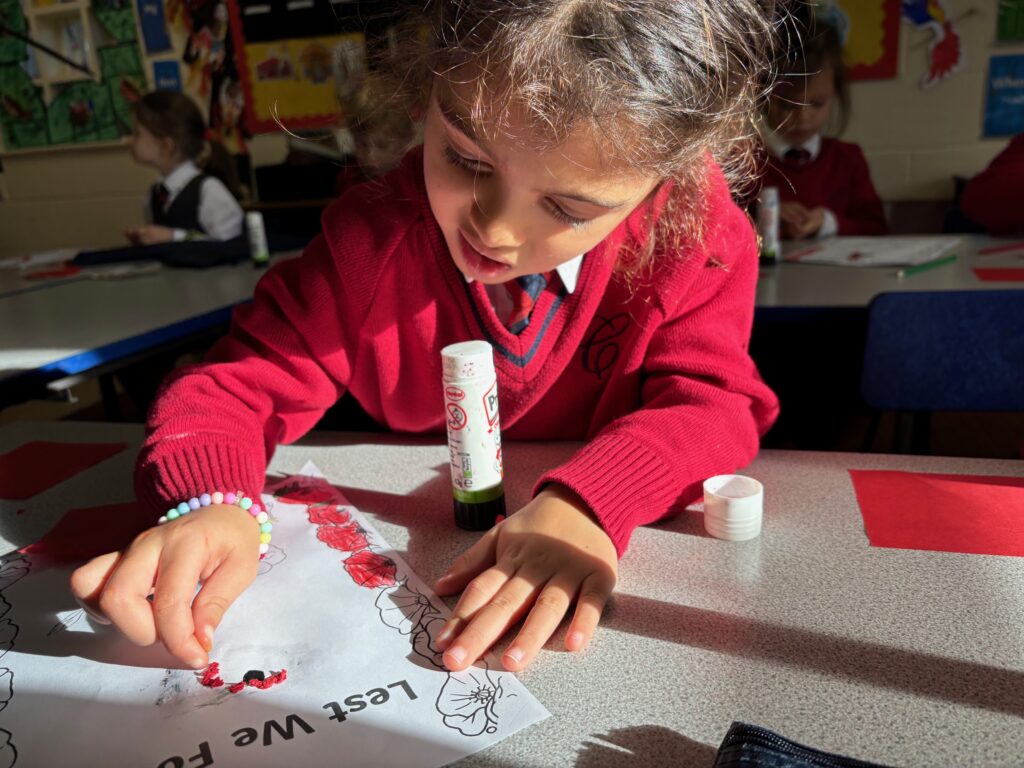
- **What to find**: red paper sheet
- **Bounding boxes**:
[20,501,148,563]
[849,470,1024,557]
[972,267,1024,282]
[0,441,127,500]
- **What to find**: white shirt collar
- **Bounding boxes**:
[764,130,822,162]
[162,160,201,196]
[463,252,584,294]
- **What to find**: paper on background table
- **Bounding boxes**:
[849,469,1024,557]
[786,236,959,267]
[0,461,549,767]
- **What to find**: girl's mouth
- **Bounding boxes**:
[457,231,514,281]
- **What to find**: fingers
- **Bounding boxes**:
[70,551,121,624]
[501,577,575,671]
[151,544,210,668]
[94,538,162,647]
[435,563,511,651]
[565,571,614,652]
[192,551,258,654]
[441,572,541,672]
[433,528,499,596]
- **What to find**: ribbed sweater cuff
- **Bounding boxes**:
[134,436,266,520]
[535,434,677,557]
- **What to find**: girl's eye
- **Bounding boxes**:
[443,143,491,174]
[544,199,590,231]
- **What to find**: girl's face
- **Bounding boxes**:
[423,84,660,284]
[766,66,835,146]
[128,119,174,168]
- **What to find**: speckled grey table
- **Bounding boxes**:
[2,421,1023,768]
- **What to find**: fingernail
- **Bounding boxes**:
[74,597,111,626]
[567,631,584,649]
[200,625,214,652]
[445,645,466,667]
[190,656,207,670]
[503,647,523,666]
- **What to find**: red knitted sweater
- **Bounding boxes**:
[136,148,778,554]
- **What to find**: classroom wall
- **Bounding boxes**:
[847,4,1024,201]
[0,134,287,258]
[2,3,1022,257]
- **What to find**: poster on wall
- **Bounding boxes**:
[152,59,182,91]
[816,0,901,81]
[226,0,367,133]
[997,0,1024,42]
[983,54,1024,137]
[136,0,172,53]
[901,0,963,88]
[166,0,248,154]
[0,0,147,151]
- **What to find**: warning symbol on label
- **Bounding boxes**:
[445,385,465,402]
[446,403,468,431]
[482,381,499,427]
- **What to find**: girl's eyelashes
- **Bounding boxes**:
[443,143,491,174]
[442,141,592,231]
[544,200,591,231]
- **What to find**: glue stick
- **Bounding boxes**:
[441,341,506,530]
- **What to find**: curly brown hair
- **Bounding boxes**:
[382,0,781,274]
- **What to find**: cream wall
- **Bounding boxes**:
[0,134,287,258]
[847,4,1024,200]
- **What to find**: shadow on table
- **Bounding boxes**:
[576,725,717,767]
[605,593,1024,718]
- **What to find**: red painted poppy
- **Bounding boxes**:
[308,505,352,526]
[344,550,397,588]
[316,523,369,553]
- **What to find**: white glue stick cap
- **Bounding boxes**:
[703,474,764,542]
[441,340,495,382]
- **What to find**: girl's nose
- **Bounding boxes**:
[470,187,522,250]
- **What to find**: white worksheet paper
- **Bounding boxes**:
[0,461,549,767]
[786,236,960,267]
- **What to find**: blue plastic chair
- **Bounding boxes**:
[861,290,1024,451]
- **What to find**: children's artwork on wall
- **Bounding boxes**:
[983,53,1024,137]
[0,462,550,766]
[997,0,1024,42]
[900,0,964,88]
[0,0,147,150]
[166,0,248,153]
[135,0,171,53]
[152,58,181,90]
[818,0,901,81]
[225,0,366,133]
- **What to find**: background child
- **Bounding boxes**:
[125,91,244,245]
[760,15,887,239]
[72,1,779,675]
[959,133,1024,237]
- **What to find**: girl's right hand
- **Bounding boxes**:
[69,503,260,669]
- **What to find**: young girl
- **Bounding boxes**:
[760,17,887,239]
[125,91,244,246]
[960,133,1024,237]
[72,1,779,674]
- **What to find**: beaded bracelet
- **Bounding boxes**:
[158,490,272,556]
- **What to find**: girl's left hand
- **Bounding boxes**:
[125,225,175,245]
[433,484,618,672]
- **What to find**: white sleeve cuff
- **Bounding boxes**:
[817,209,839,238]
[171,228,187,242]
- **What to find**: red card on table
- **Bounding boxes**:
[849,470,1024,557]
[0,441,127,500]
[972,267,1024,282]
[21,501,148,563]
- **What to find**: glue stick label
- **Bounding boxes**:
[442,342,503,504]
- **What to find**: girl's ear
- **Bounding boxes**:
[159,135,179,161]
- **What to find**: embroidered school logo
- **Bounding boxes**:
[581,313,631,379]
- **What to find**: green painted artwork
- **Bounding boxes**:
[998,0,1024,42]
[0,0,146,150]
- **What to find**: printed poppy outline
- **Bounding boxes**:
[0,557,25,764]
[376,580,441,635]
[307,505,353,526]
[268,477,341,506]
[435,664,518,737]
[0,727,15,768]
